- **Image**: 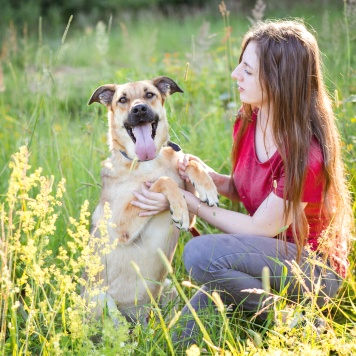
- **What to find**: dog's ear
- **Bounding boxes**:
[152,76,184,97]
[88,84,116,106]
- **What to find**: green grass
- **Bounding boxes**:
[0,1,355,354]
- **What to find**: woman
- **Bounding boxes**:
[131,20,354,342]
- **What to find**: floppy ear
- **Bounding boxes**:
[88,84,116,106]
[151,76,184,97]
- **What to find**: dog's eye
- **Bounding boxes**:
[146,92,155,99]
[118,97,127,104]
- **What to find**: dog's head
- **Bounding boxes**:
[88,76,183,161]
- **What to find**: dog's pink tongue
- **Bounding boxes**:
[134,123,156,161]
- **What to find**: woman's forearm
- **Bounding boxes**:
[210,172,239,201]
[185,191,289,238]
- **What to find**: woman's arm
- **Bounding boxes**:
[132,182,305,237]
[185,190,306,237]
[131,154,306,236]
[209,172,239,201]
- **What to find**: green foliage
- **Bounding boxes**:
[0,0,355,354]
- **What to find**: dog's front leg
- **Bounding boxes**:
[149,177,190,231]
[114,176,189,243]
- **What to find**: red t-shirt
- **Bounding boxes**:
[233,111,328,250]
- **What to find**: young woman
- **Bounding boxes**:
[131,20,354,342]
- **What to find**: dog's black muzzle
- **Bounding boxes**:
[124,104,159,143]
[126,104,156,126]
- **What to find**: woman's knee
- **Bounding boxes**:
[183,235,215,281]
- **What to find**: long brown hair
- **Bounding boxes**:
[232,20,354,268]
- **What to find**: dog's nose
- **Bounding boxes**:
[132,104,148,116]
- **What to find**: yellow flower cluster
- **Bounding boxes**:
[0,146,129,354]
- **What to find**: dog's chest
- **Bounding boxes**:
[101,156,183,201]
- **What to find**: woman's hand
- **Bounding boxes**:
[177,154,215,182]
[177,153,239,200]
[131,182,170,217]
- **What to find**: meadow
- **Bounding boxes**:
[0,0,355,354]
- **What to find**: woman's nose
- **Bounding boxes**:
[231,66,241,80]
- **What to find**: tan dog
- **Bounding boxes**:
[87,76,218,322]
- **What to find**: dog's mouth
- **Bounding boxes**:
[125,120,158,144]
[124,119,158,161]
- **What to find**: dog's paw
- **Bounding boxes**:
[149,176,190,232]
[190,177,219,207]
[198,185,219,207]
[185,162,219,207]
[160,278,179,308]
[170,205,190,231]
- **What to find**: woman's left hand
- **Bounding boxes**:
[131,182,170,217]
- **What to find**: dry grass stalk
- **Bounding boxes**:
[345,0,356,29]
[247,0,267,25]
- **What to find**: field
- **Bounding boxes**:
[0,0,355,354]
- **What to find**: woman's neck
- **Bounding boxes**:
[257,106,273,129]
[255,107,277,162]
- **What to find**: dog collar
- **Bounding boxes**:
[166,141,181,152]
[119,141,181,162]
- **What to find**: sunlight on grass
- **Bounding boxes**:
[0,0,355,354]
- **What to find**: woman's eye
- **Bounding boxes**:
[244,70,252,75]
[118,97,127,104]
[146,92,155,99]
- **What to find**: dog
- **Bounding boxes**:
[86,76,218,322]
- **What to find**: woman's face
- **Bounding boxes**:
[231,41,265,109]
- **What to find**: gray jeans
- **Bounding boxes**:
[176,233,342,343]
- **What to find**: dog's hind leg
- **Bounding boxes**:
[159,278,179,322]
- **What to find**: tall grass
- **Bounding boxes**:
[0,0,355,354]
